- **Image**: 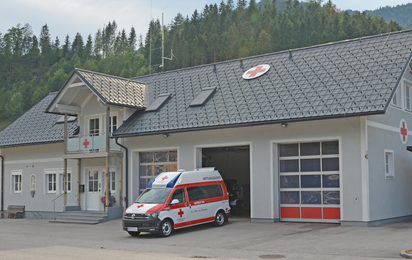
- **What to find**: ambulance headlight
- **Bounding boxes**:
[145,212,159,219]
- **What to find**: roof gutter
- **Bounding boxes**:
[115,138,129,207]
[0,155,4,214]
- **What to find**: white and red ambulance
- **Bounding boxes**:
[122,168,230,237]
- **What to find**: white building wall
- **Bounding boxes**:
[1,143,79,216]
[122,116,366,223]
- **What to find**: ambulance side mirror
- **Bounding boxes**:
[170,199,180,205]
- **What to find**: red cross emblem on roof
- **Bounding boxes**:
[137,204,144,209]
[242,64,270,80]
[83,139,90,149]
[400,119,408,145]
[178,209,184,218]
[161,175,168,181]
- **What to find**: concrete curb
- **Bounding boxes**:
[401,250,412,258]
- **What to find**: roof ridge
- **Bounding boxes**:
[74,68,145,83]
[132,29,412,80]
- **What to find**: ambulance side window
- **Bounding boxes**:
[187,186,207,201]
[169,188,186,205]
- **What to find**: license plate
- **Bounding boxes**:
[127,227,138,232]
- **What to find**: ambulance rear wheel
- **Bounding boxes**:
[159,219,173,237]
[127,231,140,236]
[214,210,225,227]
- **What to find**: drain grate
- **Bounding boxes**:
[259,255,286,259]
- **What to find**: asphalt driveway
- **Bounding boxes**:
[0,217,411,259]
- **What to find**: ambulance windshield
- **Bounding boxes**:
[135,188,172,204]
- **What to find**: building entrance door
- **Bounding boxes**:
[86,169,100,210]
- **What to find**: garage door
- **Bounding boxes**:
[279,141,340,223]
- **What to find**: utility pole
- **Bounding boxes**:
[162,13,164,72]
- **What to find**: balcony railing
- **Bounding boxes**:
[67,133,120,153]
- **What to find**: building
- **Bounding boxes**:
[1,30,412,226]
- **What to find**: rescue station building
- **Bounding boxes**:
[1,30,412,226]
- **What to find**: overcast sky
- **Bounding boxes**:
[1,0,411,44]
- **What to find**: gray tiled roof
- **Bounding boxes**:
[75,69,146,108]
[0,93,78,148]
[114,30,412,137]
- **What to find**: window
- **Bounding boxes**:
[405,85,411,110]
[385,150,395,179]
[169,188,186,205]
[189,88,216,107]
[187,184,223,201]
[59,169,71,193]
[145,94,171,112]
[139,150,178,192]
[105,170,116,193]
[46,172,57,193]
[109,116,117,133]
[89,118,99,135]
[12,171,22,193]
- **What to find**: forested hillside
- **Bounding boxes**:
[347,3,412,29]
[0,0,403,131]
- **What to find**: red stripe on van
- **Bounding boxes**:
[189,216,215,226]
[175,221,189,229]
[146,204,165,213]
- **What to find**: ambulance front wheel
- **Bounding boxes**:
[127,231,140,236]
[214,210,226,227]
[159,219,173,237]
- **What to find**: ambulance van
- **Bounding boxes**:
[122,168,231,237]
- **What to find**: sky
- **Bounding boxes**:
[1,0,411,45]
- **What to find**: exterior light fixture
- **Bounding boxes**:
[281,123,288,128]
[163,133,169,138]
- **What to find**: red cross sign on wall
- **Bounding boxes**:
[83,139,90,149]
[242,64,270,80]
[178,209,184,218]
[400,119,408,145]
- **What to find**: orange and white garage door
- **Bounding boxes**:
[279,141,340,223]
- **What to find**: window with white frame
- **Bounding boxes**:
[59,169,72,193]
[384,150,394,179]
[89,118,99,136]
[405,84,412,110]
[45,171,57,193]
[102,169,116,194]
[391,86,401,107]
[109,170,115,193]
[109,116,117,133]
[12,171,22,193]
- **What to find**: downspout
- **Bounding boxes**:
[115,138,129,207]
[1,155,4,216]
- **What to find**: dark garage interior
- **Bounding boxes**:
[202,146,250,218]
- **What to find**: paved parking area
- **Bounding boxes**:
[0,217,411,260]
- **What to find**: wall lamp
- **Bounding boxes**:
[163,133,169,138]
[281,123,288,128]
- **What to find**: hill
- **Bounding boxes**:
[0,0,404,131]
[346,3,412,28]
